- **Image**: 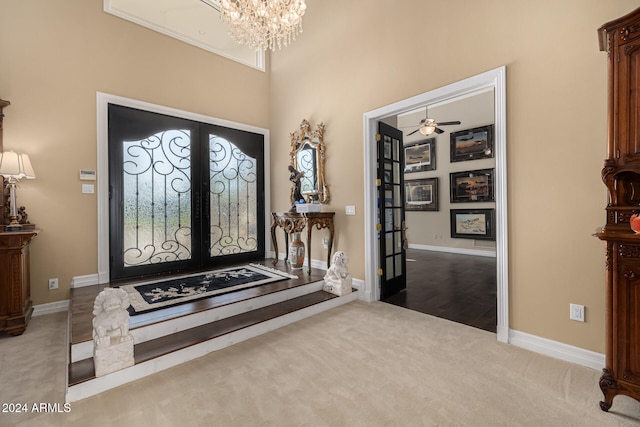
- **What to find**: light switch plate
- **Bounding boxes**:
[345,205,356,215]
[82,184,95,194]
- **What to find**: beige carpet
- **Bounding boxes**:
[2,301,640,426]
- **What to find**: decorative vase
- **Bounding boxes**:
[631,211,640,234]
[289,232,305,269]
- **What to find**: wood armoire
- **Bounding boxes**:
[596,7,640,412]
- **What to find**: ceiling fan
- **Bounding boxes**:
[405,108,461,136]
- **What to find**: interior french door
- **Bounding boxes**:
[378,121,407,299]
[108,104,264,280]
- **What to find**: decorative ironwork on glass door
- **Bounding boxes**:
[122,129,192,267]
[209,135,258,256]
[109,103,265,280]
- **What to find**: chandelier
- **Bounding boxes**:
[218,0,307,51]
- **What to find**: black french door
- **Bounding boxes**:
[108,104,264,280]
[378,121,407,299]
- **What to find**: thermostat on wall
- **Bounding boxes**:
[80,170,96,181]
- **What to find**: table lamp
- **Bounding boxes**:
[0,151,35,231]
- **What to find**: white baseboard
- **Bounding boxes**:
[271,251,330,272]
[271,251,367,301]
[408,243,496,258]
[70,252,600,371]
[33,300,69,316]
[71,273,100,288]
[51,274,606,374]
[496,325,508,343]
[508,329,605,371]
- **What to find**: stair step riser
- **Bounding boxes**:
[66,291,357,402]
[71,281,324,363]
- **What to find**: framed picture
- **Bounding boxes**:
[450,168,494,203]
[450,124,494,162]
[404,139,436,173]
[383,138,392,160]
[405,178,439,211]
[450,209,495,240]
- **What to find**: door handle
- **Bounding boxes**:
[401,221,408,250]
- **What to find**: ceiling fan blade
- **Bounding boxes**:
[434,127,445,134]
[436,121,461,126]
[406,128,419,136]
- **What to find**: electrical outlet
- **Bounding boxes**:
[570,303,585,322]
[322,238,328,249]
[48,278,59,290]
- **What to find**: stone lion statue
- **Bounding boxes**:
[92,287,132,350]
[323,251,353,296]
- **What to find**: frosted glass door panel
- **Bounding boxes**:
[123,130,192,266]
[209,135,258,256]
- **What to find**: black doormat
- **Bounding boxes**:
[120,264,297,315]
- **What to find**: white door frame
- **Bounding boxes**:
[362,66,509,342]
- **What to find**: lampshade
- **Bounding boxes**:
[0,151,36,179]
[19,154,36,179]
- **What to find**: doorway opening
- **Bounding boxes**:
[96,92,271,284]
[107,104,265,281]
[363,66,509,342]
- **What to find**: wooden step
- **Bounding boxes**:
[69,262,326,346]
[70,280,325,363]
[66,287,357,402]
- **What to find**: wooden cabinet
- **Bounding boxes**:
[0,230,38,336]
[597,7,640,412]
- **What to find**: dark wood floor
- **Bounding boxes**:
[69,259,327,344]
[384,249,497,333]
[70,251,496,345]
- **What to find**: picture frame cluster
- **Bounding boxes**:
[403,124,495,240]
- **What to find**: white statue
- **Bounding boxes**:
[92,287,134,376]
[323,251,353,296]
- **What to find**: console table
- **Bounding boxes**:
[0,229,38,335]
[271,212,335,274]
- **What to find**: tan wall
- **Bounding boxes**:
[269,0,639,353]
[0,1,270,306]
[2,0,638,354]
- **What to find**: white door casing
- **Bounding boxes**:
[362,66,509,342]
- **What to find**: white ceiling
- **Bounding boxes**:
[105,0,262,69]
[398,89,494,140]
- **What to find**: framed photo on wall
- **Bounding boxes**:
[405,178,439,211]
[404,139,436,172]
[450,168,494,203]
[383,138,392,159]
[450,124,494,162]
[450,209,495,240]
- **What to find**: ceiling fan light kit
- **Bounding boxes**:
[407,118,461,136]
[406,106,461,136]
[418,119,437,135]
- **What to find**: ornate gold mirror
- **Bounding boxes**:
[289,119,329,204]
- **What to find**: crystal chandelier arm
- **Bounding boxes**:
[218,0,307,51]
